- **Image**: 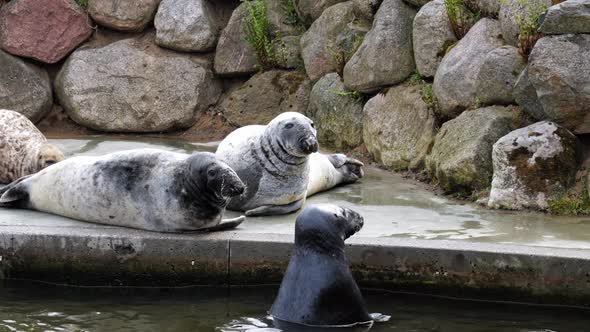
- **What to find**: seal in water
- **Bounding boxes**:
[0,109,64,184]
[0,149,246,232]
[215,112,364,216]
[270,204,387,329]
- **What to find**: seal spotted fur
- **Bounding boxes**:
[0,149,245,232]
[0,109,64,184]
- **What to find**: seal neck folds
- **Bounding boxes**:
[251,133,308,179]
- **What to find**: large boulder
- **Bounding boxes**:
[343,0,416,93]
[55,36,221,133]
[300,2,371,81]
[154,0,219,52]
[218,70,311,127]
[499,0,551,46]
[488,121,579,210]
[88,0,160,32]
[412,0,457,78]
[363,83,438,171]
[0,0,92,64]
[214,0,300,76]
[425,106,518,194]
[295,0,348,22]
[433,19,504,118]
[306,73,364,150]
[516,34,590,134]
[539,0,590,34]
[0,50,52,123]
[475,45,526,106]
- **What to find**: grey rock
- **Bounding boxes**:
[343,0,416,93]
[513,67,545,120]
[499,0,551,46]
[294,0,348,22]
[525,34,590,134]
[363,83,438,171]
[412,0,457,78]
[403,0,431,7]
[88,0,161,32]
[539,0,590,34]
[352,0,382,20]
[274,35,303,70]
[465,0,501,17]
[476,45,526,106]
[219,70,311,127]
[433,18,504,118]
[214,0,299,76]
[306,73,364,150]
[0,50,52,123]
[488,121,578,210]
[425,106,518,193]
[300,2,371,81]
[55,37,221,133]
[154,0,219,52]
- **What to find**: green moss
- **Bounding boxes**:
[328,32,365,77]
[548,190,590,215]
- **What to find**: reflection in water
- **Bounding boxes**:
[1,282,589,332]
[32,138,590,250]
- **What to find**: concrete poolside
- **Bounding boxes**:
[1,137,590,305]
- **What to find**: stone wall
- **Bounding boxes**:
[0,0,589,212]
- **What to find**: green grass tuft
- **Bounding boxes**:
[282,0,307,33]
[548,190,590,215]
[328,89,367,102]
[75,0,88,8]
[242,0,279,70]
[443,0,479,39]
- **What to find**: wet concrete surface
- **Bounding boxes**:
[1,137,589,250]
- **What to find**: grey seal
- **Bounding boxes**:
[0,109,64,184]
[216,112,363,216]
[0,149,246,232]
[270,204,388,330]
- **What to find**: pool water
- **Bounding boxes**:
[0,281,589,332]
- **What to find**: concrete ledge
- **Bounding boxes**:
[0,225,589,306]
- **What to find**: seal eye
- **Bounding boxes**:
[310,122,315,128]
[285,123,294,129]
[208,169,218,177]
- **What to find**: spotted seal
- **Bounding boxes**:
[270,204,387,329]
[0,149,246,232]
[215,112,363,216]
[0,109,64,184]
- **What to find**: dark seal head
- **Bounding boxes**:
[270,204,371,329]
[265,112,319,158]
[175,152,245,224]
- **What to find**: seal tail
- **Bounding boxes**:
[0,175,32,208]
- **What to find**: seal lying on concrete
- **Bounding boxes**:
[0,149,246,232]
[216,112,364,216]
[270,204,387,329]
[0,109,64,184]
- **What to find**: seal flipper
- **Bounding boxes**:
[200,216,246,232]
[245,199,304,217]
[0,175,32,208]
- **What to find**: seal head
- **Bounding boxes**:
[270,204,371,328]
[265,112,318,159]
[37,143,65,169]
